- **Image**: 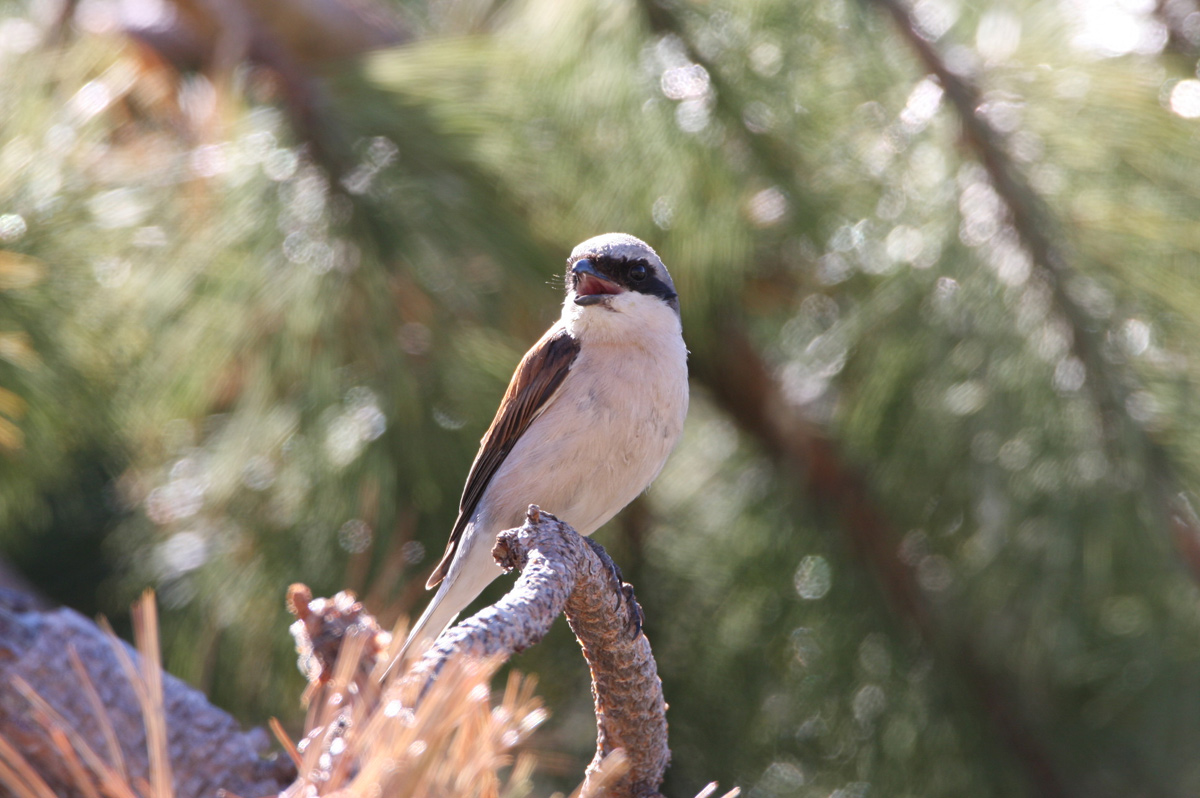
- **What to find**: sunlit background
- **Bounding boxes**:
[4,0,1200,794]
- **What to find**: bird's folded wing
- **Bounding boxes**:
[425,325,581,588]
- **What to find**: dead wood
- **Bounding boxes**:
[407,505,671,798]
[0,588,295,798]
[288,506,671,798]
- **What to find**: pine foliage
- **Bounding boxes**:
[2,0,1200,795]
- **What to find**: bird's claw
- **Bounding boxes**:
[622,583,645,640]
[581,537,643,640]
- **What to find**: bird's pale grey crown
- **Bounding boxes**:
[567,233,679,315]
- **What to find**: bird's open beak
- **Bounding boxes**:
[572,259,623,306]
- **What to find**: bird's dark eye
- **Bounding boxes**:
[629,264,647,282]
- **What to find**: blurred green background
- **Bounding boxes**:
[4,0,1200,794]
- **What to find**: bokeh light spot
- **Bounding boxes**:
[794,555,832,600]
[1169,79,1200,118]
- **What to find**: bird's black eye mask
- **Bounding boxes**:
[567,255,678,306]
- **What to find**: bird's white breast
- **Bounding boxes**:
[477,292,689,537]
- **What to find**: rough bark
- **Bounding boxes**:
[282,507,670,798]
[0,588,294,798]
[566,537,670,798]
[400,505,671,798]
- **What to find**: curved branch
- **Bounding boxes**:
[403,506,670,798]
[287,506,672,798]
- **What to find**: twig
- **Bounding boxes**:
[286,584,390,703]
[67,646,128,783]
[130,594,172,798]
[0,731,60,798]
[268,718,302,772]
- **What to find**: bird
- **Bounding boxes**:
[394,232,689,667]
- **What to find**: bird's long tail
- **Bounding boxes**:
[394,577,464,665]
[382,532,504,679]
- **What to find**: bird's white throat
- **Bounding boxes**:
[563,288,684,349]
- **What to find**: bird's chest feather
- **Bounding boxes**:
[484,338,688,534]
[565,344,685,450]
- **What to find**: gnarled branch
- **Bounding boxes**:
[405,505,670,798]
[288,506,672,798]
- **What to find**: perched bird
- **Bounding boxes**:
[397,233,689,663]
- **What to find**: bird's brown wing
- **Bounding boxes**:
[425,326,581,588]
